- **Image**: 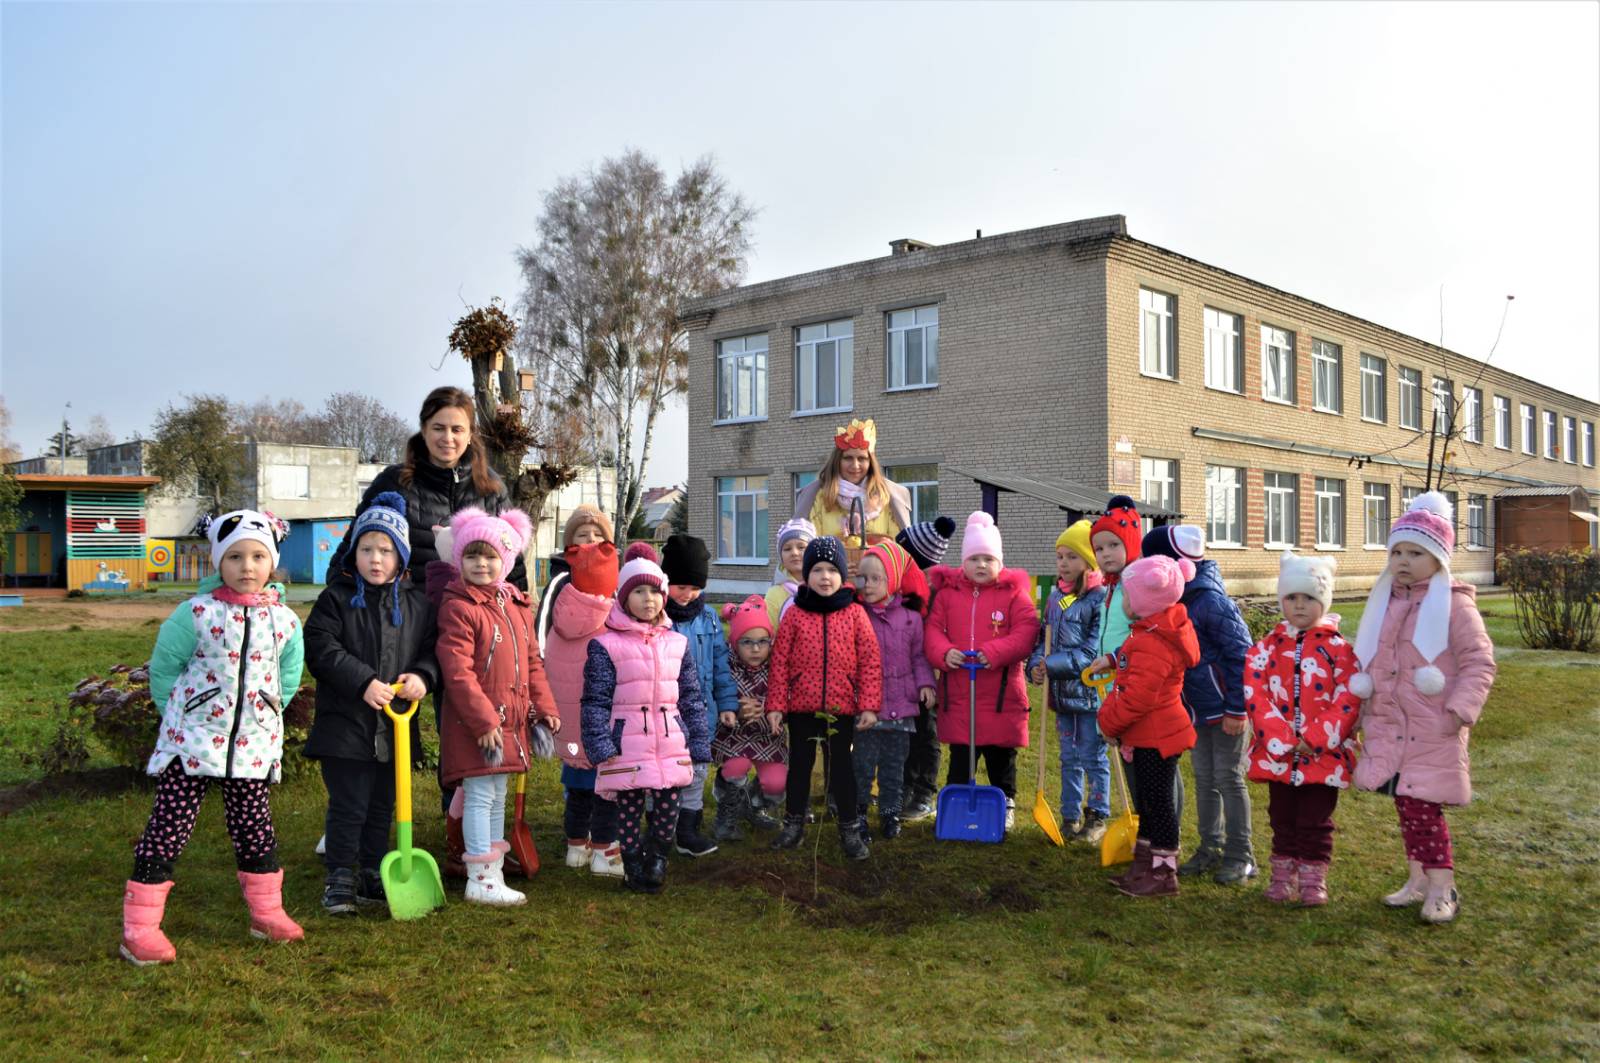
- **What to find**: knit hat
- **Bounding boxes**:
[1278,550,1336,611]
[624,541,659,564]
[1054,520,1098,570]
[776,517,817,552]
[721,594,772,647]
[896,515,955,571]
[661,534,710,589]
[1351,491,1456,699]
[802,536,848,581]
[1120,555,1195,618]
[348,492,412,623]
[960,511,1003,564]
[204,508,288,568]
[1141,524,1205,564]
[566,541,619,597]
[563,504,614,548]
[1091,495,1143,571]
[616,556,668,609]
[450,506,532,578]
[862,539,915,596]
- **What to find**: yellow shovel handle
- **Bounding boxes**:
[381,684,416,826]
[1080,666,1115,697]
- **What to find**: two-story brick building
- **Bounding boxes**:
[683,215,1599,595]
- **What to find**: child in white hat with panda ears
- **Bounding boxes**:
[1349,491,1497,924]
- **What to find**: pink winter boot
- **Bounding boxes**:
[1263,856,1298,903]
[120,880,177,966]
[237,870,305,942]
[1297,861,1330,906]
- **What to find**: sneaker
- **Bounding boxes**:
[1063,819,1084,841]
[1177,848,1222,878]
[564,839,591,869]
[879,813,902,840]
[1214,858,1258,886]
[901,794,936,823]
[1003,798,1016,833]
[355,868,386,907]
[1080,811,1108,845]
[322,868,357,916]
[589,843,624,878]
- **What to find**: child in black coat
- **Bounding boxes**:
[303,494,439,915]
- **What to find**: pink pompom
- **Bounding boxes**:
[624,541,659,564]
[500,508,533,551]
[1177,557,1196,582]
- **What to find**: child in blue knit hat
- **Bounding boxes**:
[302,492,440,915]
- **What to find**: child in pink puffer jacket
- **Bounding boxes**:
[1350,492,1496,924]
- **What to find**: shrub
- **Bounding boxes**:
[1500,547,1600,652]
[1237,599,1278,643]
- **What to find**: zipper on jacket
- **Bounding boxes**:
[224,608,252,779]
[498,593,522,688]
[1289,632,1305,774]
[484,623,501,678]
[820,607,830,714]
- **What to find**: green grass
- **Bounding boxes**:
[1,596,1597,1060]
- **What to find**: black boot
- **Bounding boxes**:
[839,817,870,861]
[643,839,668,895]
[712,779,745,844]
[622,850,650,893]
[771,814,806,850]
[322,867,357,916]
[880,811,902,840]
[743,786,781,831]
[856,804,873,845]
[675,808,718,857]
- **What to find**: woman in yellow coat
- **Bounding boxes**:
[792,418,912,545]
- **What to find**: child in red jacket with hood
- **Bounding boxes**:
[924,512,1041,834]
[1093,554,1200,898]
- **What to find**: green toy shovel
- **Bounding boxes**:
[379,691,445,920]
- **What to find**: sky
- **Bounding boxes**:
[4,0,1597,487]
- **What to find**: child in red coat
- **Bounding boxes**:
[923,511,1040,833]
[1245,552,1361,907]
[1093,554,1200,897]
[765,536,882,860]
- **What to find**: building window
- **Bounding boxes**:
[1584,422,1595,467]
[1521,402,1536,454]
[793,471,818,500]
[1360,354,1386,422]
[1263,472,1298,548]
[1401,484,1422,511]
[885,306,939,390]
[793,320,854,415]
[716,476,769,564]
[1140,458,1178,516]
[1312,339,1342,413]
[1314,477,1345,548]
[1203,308,1242,393]
[885,463,940,525]
[1139,288,1175,378]
[266,464,309,500]
[1563,416,1577,463]
[1398,367,1422,429]
[714,334,768,423]
[1363,482,1390,547]
[1493,395,1510,449]
[1543,410,1558,459]
[1261,326,1295,404]
[1461,387,1482,443]
[1431,376,1454,424]
[1467,495,1487,548]
[1204,465,1244,547]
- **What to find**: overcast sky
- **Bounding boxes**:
[4,1,1597,486]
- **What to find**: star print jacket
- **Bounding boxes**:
[1243,616,1361,789]
[146,575,305,783]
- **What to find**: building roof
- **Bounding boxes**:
[1496,485,1590,499]
[16,474,162,490]
[946,465,1181,521]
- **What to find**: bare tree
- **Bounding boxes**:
[147,395,246,514]
[0,397,20,464]
[310,392,411,462]
[516,150,755,542]
[232,397,318,444]
[80,414,117,452]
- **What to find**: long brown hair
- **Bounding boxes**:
[815,446,890,516]
[398,386,499,496]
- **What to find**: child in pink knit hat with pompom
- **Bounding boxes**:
[1349,491,1496,925]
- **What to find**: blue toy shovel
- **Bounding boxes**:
[936,651,1007,843]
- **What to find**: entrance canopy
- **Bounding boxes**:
[946,465,1181,526]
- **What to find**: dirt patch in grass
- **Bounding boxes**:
[0,599,175,632]
[0,766,144,817]
[679,852,1040,932]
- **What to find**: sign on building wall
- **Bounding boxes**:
[146,539,174,573]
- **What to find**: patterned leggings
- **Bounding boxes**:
[1395,795,1454,870]
[131,763,279,883]
[614,788,680,857]
[1129,748,1180,851]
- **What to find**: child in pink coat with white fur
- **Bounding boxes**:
[1350,491,1496,924]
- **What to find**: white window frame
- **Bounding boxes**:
[1263,471,1298,549]
[1466,495,1487,549]
[714,334,769,424]
[1543,409,1558,459]
[1314,477,1345,549]
[1312,339,1342,414]
[1140,457,1178,517]
[266,463,310,500]
[793,320,854,416]
[1584,422,1595,467]
[1139,288,1176,379]
[1204,465,1244,547]
[1461,387,1482,443]
[715,476,769,564]
[885,463,940,525]
[1401,485,1422,512]
[1563,416,1577,464]
[1521,402,1536,454]
[1261,326,1296,404]
[885,306,939,391]
[1203,308,1243,394]
[1360,353,1386,423]
[1493,395,1510,450]
[1398,367,1422,430]
[1431,376,1454,425]
[1363,482,1390,548]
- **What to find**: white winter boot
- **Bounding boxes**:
[565,838,591,869]
[589,842,624,878]
[464,852,526,907]
[1383,860,1427,907]
[1419,867,1459,924]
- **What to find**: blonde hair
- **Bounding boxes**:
[815,447,891,517]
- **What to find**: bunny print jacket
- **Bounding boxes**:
[1243,615,1360,789]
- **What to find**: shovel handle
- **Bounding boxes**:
[382,684,415,838]
[1080,666,1115,697]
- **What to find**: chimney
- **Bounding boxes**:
[889,238,934,256]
